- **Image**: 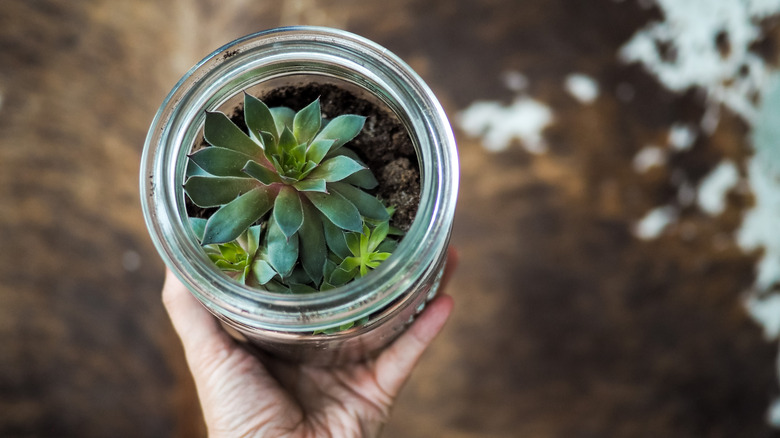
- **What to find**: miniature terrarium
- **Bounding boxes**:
[141,27,458,364]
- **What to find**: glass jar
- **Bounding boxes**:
[140,26,459,364]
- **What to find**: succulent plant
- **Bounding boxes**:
[325,217,399,287]
[189,218,265,284]
[184,94,392,287]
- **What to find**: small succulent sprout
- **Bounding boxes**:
[190,217,265,284]
[191,217,288,287]
[184,93,391,285]
[323,217,398,288]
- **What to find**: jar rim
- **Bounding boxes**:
[140,26,458,332]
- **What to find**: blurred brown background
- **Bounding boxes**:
[3,0,780,436]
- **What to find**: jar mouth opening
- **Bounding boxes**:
[141,26,458,330]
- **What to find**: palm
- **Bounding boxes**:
[202,349,396,437]
[252,360,393,437]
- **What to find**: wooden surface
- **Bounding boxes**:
[2,1,780,436]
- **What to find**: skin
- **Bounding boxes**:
[162,248,457,438]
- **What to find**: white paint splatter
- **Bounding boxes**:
[620,0,780,287]
[620,0,780,424]
[701,100,722,135]
[634,205,677,240]
[668,123,697,151]
[697,160,740,215]
[633,145,666,172]
[747,295,780,339]
[457,97,553,153]
[770,399,780,426]
[619,0,779,121]
[502,71,529,92]
[753,75,780,176]
[564,73,600,104]
[743,73,780,288]
[737,158,780,290]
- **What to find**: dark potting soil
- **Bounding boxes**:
[187,83,420,231]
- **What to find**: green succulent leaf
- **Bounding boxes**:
[241,224,263,256]
[388,226,404,236]
[314,114,366,152]
[367,220,389,252]
[298,161,318,180]
[201,187,273,245]
[189,147,253,177]
[345,231,361,256]
[329,265,358,286]
[308,156,365,182]
[265,215,299,277]
[184,176,258,208]
[239,265,252,284]
[293,178,327,192]
[273,186,304,239]
[290,143,307,166]
[270,107,295,137]
[258,131,277,157]
[282,150,297,173]
[304,190,363,233]
[243,93,277,142]
[313,320,354,335]
[376,238,398,253]
[306,139,336,165]
[369,252,391,263]
[278,127,298,155]
[360,224,372,255]
[215,259,244,271]
[333,148,379,189]
[298,201,326,285]
[289,282,318,294]
[204,111,262,156]
[329,182,389,221]
[189,217,208,241]
[218,242,242,262]
[251,259,277,285]
[343,170,379,190]
[270,155,285,175]
[339,221,397,279]
[287,266,315,285]
[319,282,337,291]
[339,257,361,272]
[279,174,299,185]
[293,98,321,145]
[242,160,282,185]
[185,160,209,177]
[262,279,292,293]
[323,218,352,259]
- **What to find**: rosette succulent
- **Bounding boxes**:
[184,94,394,289]
[189,218,264,284]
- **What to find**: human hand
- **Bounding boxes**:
[162,248,457,438]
